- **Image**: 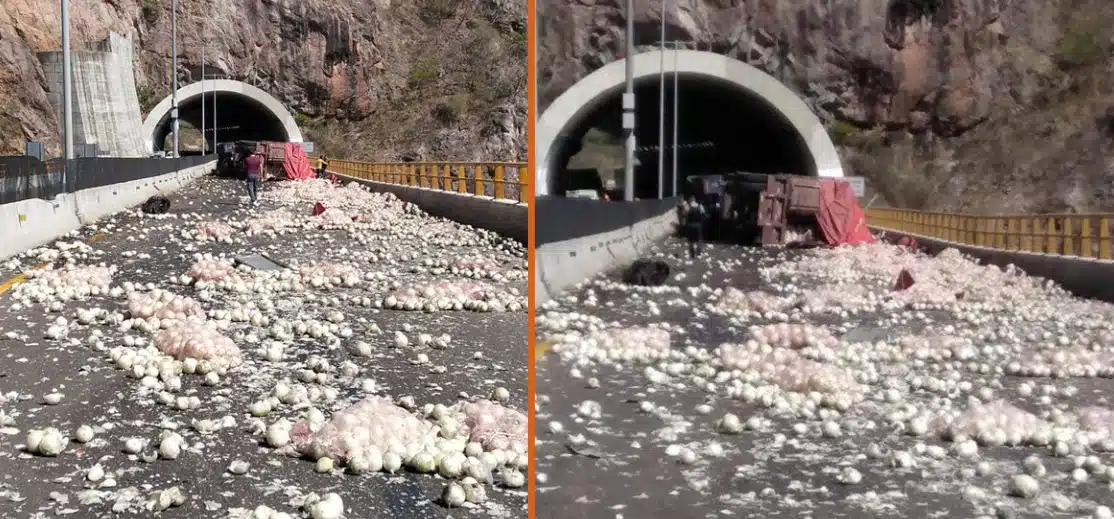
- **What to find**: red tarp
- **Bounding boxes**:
[816,178,876,246]
[283,143,315,181]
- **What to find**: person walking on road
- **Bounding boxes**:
[681,197,707,259]
[244,151,264,206]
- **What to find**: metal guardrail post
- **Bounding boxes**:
[866,208,1114,260]
[318,160,528,203]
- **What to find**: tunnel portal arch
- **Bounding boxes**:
[535,50,843,197]
[141,79,304,154]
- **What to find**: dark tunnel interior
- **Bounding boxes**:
[551,74,815,199]
[152,91,290,153]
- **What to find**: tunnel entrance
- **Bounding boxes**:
[559,75,814,199]
[536,50,844,198]
[141,79,304,155]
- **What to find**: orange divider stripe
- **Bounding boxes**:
[526,0,538,515]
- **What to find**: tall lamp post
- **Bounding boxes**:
[60,0,74,189]
[205,73,219,150]
[671,40,679,197]
[201,22,206,155]
[657,0,667,199]
[622,0,636,201]
[170,0,179,158]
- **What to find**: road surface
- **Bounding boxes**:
[535,238,1114,519]
[0,176,528,518]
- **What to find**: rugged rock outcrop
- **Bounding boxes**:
[0,0,526,161]
[539,0,1114,213]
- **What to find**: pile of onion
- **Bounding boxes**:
[194,220,234,240]
[128,289,205,321]
[154,321,243,369]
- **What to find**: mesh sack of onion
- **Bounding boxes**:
[154,321,243,368]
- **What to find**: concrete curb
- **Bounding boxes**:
[536,207,679,305]
[0,161,216,261]
[329,173,528,243]
[872,226,1114,303]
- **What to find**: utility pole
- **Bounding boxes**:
[622,0,636,201]
[60,0,74,189]
[672,41,679,197]
[201,23,206,155]
[212,74,218,150]
[657,0,666,200]
[170,0,179,158]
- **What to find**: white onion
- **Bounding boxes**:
[383,452,403,473]
[123,438,145,454]
[73,425,95,443]
[87,464,105,482]
[442,482,466,507]
[36,428,65,456]
[1008,474,1040,498]
[159,436,182,459]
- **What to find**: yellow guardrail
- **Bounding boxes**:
[866,208,1114,260]
[323,159,529,204]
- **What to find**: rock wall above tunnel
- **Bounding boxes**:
[0,0,526,162]
[538,0,1062,133]
[538,0,1114,213]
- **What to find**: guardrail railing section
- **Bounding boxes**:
[330,161,529,203]
[867,209,1114,260]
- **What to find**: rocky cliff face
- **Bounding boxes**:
[539,0,1114,213]
[0,0,526,161]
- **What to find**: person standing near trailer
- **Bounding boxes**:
[244,151,264,206]
[680,196,708,259]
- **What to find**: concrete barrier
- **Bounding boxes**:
[535,198,679,305]
[0,160,215,261]
[872,227,1114,303]
[329,173,528,243]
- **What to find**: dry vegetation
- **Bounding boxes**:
[302,0,526,162]
[843,0,1114,214]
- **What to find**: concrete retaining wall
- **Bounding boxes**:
[0,161,216,261]
[39,33,146,158]
[872,227,1114,303]
[535,205,678,305]
[330,173,528,243]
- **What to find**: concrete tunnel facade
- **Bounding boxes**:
[141,79,304,154]
[535,50,845,197]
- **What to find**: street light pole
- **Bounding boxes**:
[201,31,206,155]
[213,74,218,150]
[622,0,636,201]
[170,0,179,158]
[60,0,74,180]
[212,74,217,150]
[658,0,666,200]
[672,41,679,197]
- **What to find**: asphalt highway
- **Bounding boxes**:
[535,238,1114,519]
[0,177,528,518]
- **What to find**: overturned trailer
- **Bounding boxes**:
[216,141,315,181]
[684,173,873,247]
